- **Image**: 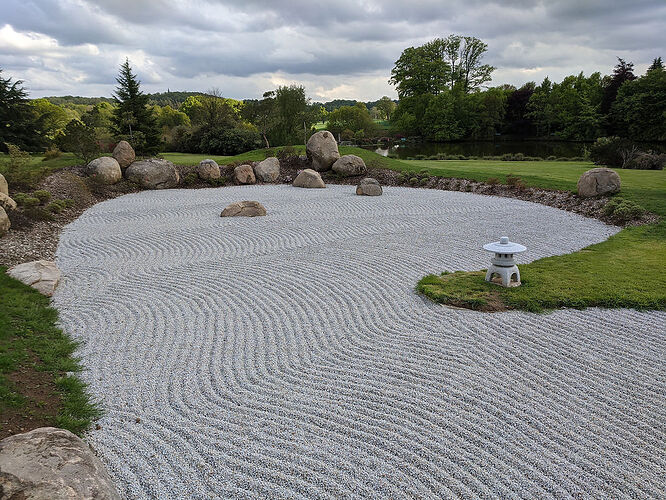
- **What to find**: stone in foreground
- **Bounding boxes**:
[356,177,383,196]
[0,206,9,236]
[0,192,17,211]
[112,140,135,169]
[220,201,267,217]
[577,167,621,197]
[332,154,367,177]
[234,164,256,185]
[0,427,120,500]
[293,169,326,188]
[197,159,221,180]
[125,159,180,189]
[306,131,340,172]
[254,157,280,182]
[0,172,7,195]
[7,260,61,296]
[86,157,122,185]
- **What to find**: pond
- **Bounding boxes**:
[373,141,588,159]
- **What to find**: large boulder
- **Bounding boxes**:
[125,159,180,189]
[577,167,621,197]
[7,260,61,296]
[234,164,256,185]
[356,177,383,196]
[293,169,326,188]
[332,154,367,177]
[0,172,7,195]
[0,427,120,500]
[112,140,135,169]
[254,157,280,182]
[0,206,9,236]
[0,192,17,211]
[220,201,267,217]
[86,157,122,185]
[197,159,221,180]
[306,131,340,172]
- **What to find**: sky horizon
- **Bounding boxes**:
[1,0,664,101]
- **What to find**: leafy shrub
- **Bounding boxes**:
[589,136,633,167]
[22,197,41,208]
[409,177,418,184]
[275,146,297,160]
[56,120,100,164]
[419,177,429,185]
[603,198,647,223]
[196,127,262,156]
[24,206,52,220]
[3,143,31,170]
[42,147,62,161]
[13,193,28,206]
[62,198,75,207]
[182,172,198,186]
[625,152,665,170]
[207,176,228,186]
[47,200,68,213]
[33,190,51,203]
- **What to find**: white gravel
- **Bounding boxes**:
[53,185,666,499]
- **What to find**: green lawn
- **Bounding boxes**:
[0,267,99,436]
[409,159,666,312]
[0,153,82,191]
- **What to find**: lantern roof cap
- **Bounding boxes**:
[483,236,526,254]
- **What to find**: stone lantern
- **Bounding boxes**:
[483,236,526,287]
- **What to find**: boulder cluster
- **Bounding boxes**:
[0,172,10,237]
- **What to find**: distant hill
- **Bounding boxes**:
[43,96,114,105]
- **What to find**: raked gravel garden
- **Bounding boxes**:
[51,184,665,498]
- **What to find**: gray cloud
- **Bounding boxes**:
[0,0,663,100]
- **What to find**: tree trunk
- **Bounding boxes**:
[262,132,270,149]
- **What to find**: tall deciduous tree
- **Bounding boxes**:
[111,59,160,154]
[376,96,397,121]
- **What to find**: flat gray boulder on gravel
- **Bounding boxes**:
[306,130,340,172]
[0,427,120,500]
[234,164,256,185]
[254,157,280,182]
[0,206,9,236]
[293,169,326,188]
[0,192,17,211]
[332,154,367,177]
[86,157,122,185]
[125,159,180,189]
[356,177,382,196]
[112,140,135,169]
[7,260,61,296]
[197,159,221,180]
[577,167,621,197]
[220,200,267,217]
[0,172,7,195]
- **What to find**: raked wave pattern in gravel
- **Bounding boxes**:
[53,185,665,499]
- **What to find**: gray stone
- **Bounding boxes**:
[293,169,326,188]
[234,164,256,185]
[0,206,9,236]
[7,260,62,296]
[125,159,180,189]
[220,201,267,217]
[0,172,7,195]
[197,159,221,180]
[577,167,621,197]
[306,131,340,172]
[112,140,135,169]
[0,427,120,500]
[86,157,122,185]
[332,155,367,177]
[356,177,383,196]
[255,157,280,182]
[0,192,17,211]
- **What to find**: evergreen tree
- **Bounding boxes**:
[647,57,664,72]
[0,68,44,151]
[111,59,160,154]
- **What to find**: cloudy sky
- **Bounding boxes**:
[1,0,664,101]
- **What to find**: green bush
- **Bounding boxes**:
[22,197,41,208]
[625,153,665,170]
[13,193,28,206]
[24,206,52,220]
[42,147,62,161]
[33,190,51,203]
[275,146,297,160]
[419,177,429,185]
[409,177,418,184]
[47,200,68,213]
[182,172,198,186]
[207,176,228,186]
[603,198,647,224]
[589,136,632,167]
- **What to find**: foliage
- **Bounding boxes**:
[602,198,646,223]
[111,59,160,154]
[0,69,45,152]
[31,98,70,140]
[326,103,379,139]
[624,152,665,170]
[56,120,100,164]
[3,143,31,171]
[375,96,397,121]
[196,126,262,156]
[33,189,51,203]
[42,147,62,160]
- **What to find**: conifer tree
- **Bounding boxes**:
[111,59,160,154]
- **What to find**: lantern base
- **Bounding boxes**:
[485,264,521,287]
